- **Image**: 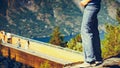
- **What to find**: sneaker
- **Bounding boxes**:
[95,61,103,66]
[79,62,91,68]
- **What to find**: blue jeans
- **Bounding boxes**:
[81,5,102,63]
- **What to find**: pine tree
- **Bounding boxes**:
[67,34,82,52]
[49,26,63,46]
[67,38,76,49]
[102,24,120,59]
[75,34,82,42]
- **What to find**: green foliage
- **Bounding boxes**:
[102,24,120,59]
[49,26,63,46]
[67,34,82,52]
[67,38,76,49]
[40,61,51,68]
[75,34,82,42]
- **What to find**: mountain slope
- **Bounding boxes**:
[0,0,119,39]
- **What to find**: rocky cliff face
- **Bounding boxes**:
[0,0,119,38]
[104,0,120,20]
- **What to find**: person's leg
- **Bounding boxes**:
[93,15,102,61]
[81,5,100,63]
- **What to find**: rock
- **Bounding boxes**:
[102,58,120,67]
[65,57,120,68]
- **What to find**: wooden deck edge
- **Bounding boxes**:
[1,43,73,65]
